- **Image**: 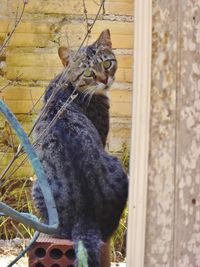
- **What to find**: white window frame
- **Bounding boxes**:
[126,0,152,266]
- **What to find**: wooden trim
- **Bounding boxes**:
[126,0,152,266]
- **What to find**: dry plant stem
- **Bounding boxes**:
[0,0,27,177]
[7,231,40,267]
[0,81,67,181]
[0,0,106,265]
[0,154,27,187]
[0,147,10,162]
[76,0,106,55]
[29,89,36,113]
[82,0,90,45]
[27,81,66,137]
[10,220,25,241]
[0,146,24,182]
[83,0,89,29]
[1,82,75,185]
[33,89,78,149]
[14,2,20,23]
[1,83,76,182]
[1,0,105,166]
[92,0,101,7]
[27,64,73,136]
[0,89,45,181]
[0,153,20,181]
[0,0,106,188]
[0,99,59,234]
[7,123,16,154]
[0,1,27,56]
[0,74,23,93]
[0,89,78,185]
[21,89,46,126]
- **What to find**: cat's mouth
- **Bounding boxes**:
[97,77,114,91]
[97,83,108,91]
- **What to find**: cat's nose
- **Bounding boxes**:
[97,74,108,85]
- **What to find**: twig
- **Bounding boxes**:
[33,89,78,149]
[0,100,59,234]
[29,89,37,113]
[0,74,23,93]
[7,231,40,267]
[1,0,106,179]
[0,88,44,181]
[0,154,27,187]
[0,1,27,56]
[10,220,25,241]
[21,89,45,125]
[92,0,101,6]
[7,122,16,154]
[0,147,10,163]
[0,82,73,183]
[102,0,106,15]
[0,1,107,265]
[76,0,106,55]
[0,154,19,181]
[14,0,20,25]
[82,0,90,45]
[27,82,64,137]
[0,84,76,182]
[0,81,64,181]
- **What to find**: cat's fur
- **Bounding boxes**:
[32,29,128,267]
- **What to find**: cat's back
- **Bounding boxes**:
[35,100,103,157]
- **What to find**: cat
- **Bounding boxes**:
[32,29,128,267]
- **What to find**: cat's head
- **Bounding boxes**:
[58,29,117,95]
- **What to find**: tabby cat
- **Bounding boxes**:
[32,29,128,267]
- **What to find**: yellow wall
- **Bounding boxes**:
[0,0,133,177]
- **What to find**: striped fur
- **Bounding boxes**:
[32,30,128,267]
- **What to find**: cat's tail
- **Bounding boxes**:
[72,219,101,267]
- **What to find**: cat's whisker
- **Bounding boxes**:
[82,88,94,103]
[86,89,96,107]
[85,89,95,101]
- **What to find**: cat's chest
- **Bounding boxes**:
[85,96,110,147]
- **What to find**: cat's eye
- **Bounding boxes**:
[102,60,112,70]
[84,69,94,77]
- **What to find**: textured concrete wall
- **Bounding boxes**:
[0,0,133,177]
[145,0,200,266]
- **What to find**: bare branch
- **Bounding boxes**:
[0,154,19,181]
[82,0,90,44]
[0,99,59,233]
[10,220,25,241]
[6,122,16,154]
[32,89,78,149]
[0,74,23,93]
[2,0,107,177]
[76,0,106,55]
[0,1,27,56]
[29,89,37,114]
[0,147,10,162]
[0,154,27,187]
[7,231,40,267]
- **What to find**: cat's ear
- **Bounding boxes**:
[58,47,70,67]
[95,29,112,48]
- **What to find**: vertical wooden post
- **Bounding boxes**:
[126,0,152,266]
[145,1,178,266]
[174,1,200,266]
[141,0,200,266]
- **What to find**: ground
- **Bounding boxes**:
[0,239,126,267]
